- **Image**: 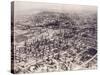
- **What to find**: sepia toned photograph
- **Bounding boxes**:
[11,1,97,74]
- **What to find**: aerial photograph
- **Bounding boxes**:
[11,1,97,74]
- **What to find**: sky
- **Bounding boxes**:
[13,1,97,16]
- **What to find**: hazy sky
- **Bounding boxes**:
[14,1,97,16]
